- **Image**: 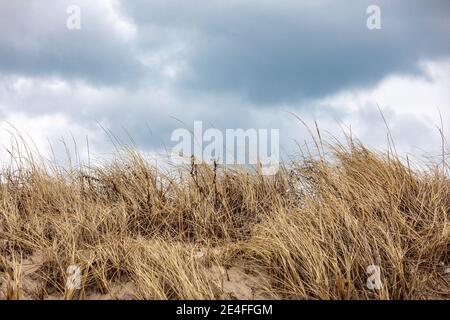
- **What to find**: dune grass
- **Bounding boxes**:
[0,130,448,300]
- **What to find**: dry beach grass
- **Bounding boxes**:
[0,129,448,300]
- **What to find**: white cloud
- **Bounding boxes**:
[0,112,107,166]
[294,58,450,156]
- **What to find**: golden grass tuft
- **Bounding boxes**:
[0,132,448,300]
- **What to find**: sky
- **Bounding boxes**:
[0,0,449,165]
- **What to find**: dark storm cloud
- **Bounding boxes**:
[2,0,449,101]
[123,0,450,103]
[0,0,145,86]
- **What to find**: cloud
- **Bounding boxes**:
[122,0,450,103]
[2,1,449,101]
[303,58,450,155]
[0,0,144,86]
